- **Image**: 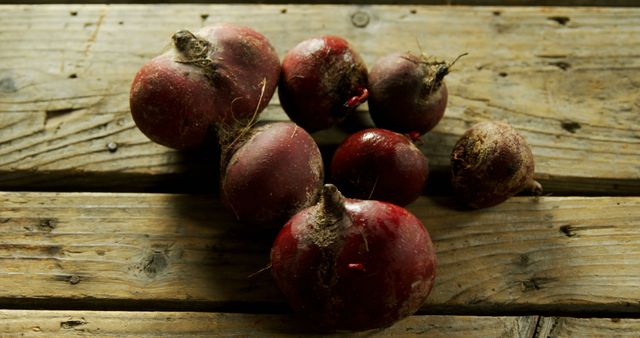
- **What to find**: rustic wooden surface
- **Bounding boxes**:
[0,310,640,338]
[2,310,639,337]
[1,4,639,337]
[1,191,638,316]
[0,310,537,337]
[536,316,640,337]
[2,0,638,6]
[0,5,638,194]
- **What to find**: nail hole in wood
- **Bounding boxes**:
[549,61,571,71]
[351,11,370,28]
[69,275,81,285]
[561,121,581,133]
[548,16,570,25]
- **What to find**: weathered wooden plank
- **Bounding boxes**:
[535,317,640,337]
[1,0,638,6]
[0,5,638,194]
[0,310,537,337]
[1,192,639,315]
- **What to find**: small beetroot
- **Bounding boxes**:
[130,24,280,149]
[220,121,324,225]
[278,36,368,132]
[368,52,465,136]
[271,184,437,331]
[451,121,542,208]
[330,128,428,206]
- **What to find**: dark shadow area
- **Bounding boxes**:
[168,154,286,320]
[3,297,640,321]
[336,108,374,135]
[416,303,640,319]
[0,138,221,194]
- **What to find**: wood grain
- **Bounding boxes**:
[3,310,640,337]
[535,317,640,337]
[0,310,537,337]
[0,5,638,194]
[1,191,639,315]
[1,0,637,6]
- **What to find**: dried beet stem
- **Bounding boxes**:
[399,52,467,97]
[426,52,467,96]
[317,184,347,228]
[172,29,218,83]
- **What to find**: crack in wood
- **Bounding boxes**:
[0,92,127,105]
[521,277,559,292]
[83,8,107,56]
[559,225,577,237]
[45,107,83,125]
[550,61,572,71]
[60,317,87,329]
[560,224,617,238]
[37,218,58,232]
[561,121,581,133]
[548,16,570,25]
[531,315,543,338]
[142,250,169,278]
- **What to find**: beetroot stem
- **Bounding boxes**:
[343,87,369,109]
[319,184,347,227]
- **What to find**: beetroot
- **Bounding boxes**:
[368,52,465,136]
[271,184,437,331]
[220,121,324,225]
[278,36,368,132]
[330,128,428,206]
[451,121,542,208]
[130,24,280,149]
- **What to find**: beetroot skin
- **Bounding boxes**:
[451,121,542,208]
[271,184,437,331]
[330,128,428,206]
[279,36,368,132]
[130,24,280,149]
[221,121,324,225]
[368,52,452,136]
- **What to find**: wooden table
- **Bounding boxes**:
[1,3,639,337]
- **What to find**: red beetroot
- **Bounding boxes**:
[368,52,464,136]
[279,36,368,132]
[330,128,428,206]
[130,24,280,149]
[271,184,437,331]
[220,121,324,225]
[451,121,542,208]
